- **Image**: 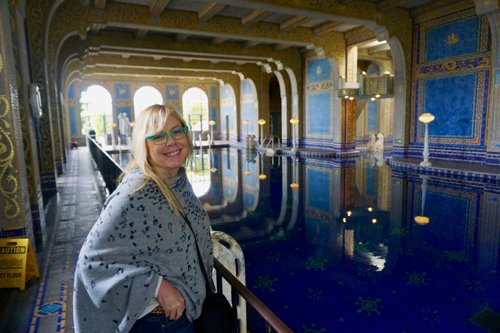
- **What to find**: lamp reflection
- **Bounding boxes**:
[290,156,299,189]
[258,153,267,180]
[414,175,430,225]
[208,148,217,173]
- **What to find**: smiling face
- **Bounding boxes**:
[146,114,189,179]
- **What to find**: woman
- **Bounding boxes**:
[73,105,213,333]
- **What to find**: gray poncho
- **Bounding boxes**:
[73,167,213,333]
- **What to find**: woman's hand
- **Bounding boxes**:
[156,278,185,320]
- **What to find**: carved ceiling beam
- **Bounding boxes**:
[175,33,190,41]
[410,0,463,18]
[94,0,107,9]
[280,16,310,32]
[149,0,172,16]
[244,40,261,48]
[313,21,343,35]
[367,43,391,55]
[211,37,228,45]
[241,9,270,28]
[135,29,148,39]
[90,24,104,34]
[273,43,291,51]
[199,2,226,21]
[376,0,404,11]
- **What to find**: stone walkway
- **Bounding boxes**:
[0,147,104,333]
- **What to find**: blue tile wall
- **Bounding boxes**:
[68,83,75,99]
[307,58,331,83]
[414,191,470,251]
[426,16,479,62]
[210,86,217,100]
[424,74,476,138]
[114,84,129,99]
[306,169,330,212]
[69,106,77,135]
[166,85,179,100]
[221,85,236,135]
[367,100,378,133]
[412,9,491,162]
[307,92,331,135]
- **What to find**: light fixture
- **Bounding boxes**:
[290,182,299,189]
[342,217,347,223]
[368,207,373,212]
[418,113,435,166]
[243,119,250,138]
[347,211,352,216]
[210,167,217,173]
[372,218,377,224]
[289,118,299,153]
[208,120,216,147]
[257,119,266,144]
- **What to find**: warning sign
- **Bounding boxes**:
[0,238,40,290]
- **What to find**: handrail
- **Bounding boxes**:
[87,141,293,333]
[214,259,293,333]
[86,135,122,193]
[259,135,281,151]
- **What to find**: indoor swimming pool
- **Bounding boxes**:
[180,147,500,333]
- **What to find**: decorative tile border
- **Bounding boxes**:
[387,158,500,183]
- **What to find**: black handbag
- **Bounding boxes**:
[180,212,238,333]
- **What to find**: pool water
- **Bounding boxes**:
[188,148,500,333]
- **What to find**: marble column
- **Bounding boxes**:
[0,1,36,247]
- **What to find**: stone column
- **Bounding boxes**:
[9,0,46,242]
[476,2,500,159]
[27,0,58,205]
[0,1,36,247]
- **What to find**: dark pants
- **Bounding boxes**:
[129,313,196,333]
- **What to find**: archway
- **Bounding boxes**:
[133,86,163,118]
[268,76,282,140]
[182,87,209,141]
[79,85,112,144]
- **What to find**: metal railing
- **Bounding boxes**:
[214,260,292,333]
[87,135,122,193]
[258,135,281,152]
[86,137,293,333]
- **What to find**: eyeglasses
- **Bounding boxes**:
[145,126,188,145]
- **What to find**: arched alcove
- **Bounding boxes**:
[133,86,163,118]
[79,85,112,144]
[182,87,209,141]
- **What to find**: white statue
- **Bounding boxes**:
[373,133,384,152]
[118,113,131,144]
[367,133,376,150]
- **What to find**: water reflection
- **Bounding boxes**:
[191,148,500,333]
[110,147,500,332]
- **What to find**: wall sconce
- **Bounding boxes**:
[418,113,435,167]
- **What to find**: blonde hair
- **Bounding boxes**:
[121,104,193,215]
